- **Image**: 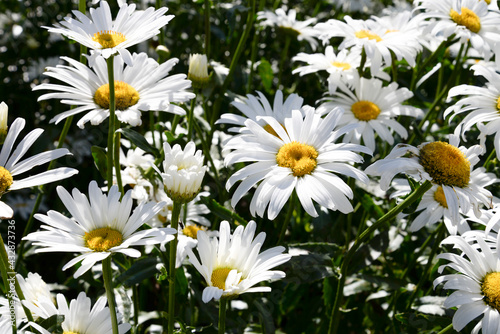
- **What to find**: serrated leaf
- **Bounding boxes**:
[258,58,274,93]
[116,257,160,288]
[117,128,160,157]
[199,197,248,226]
[91,146,107,180]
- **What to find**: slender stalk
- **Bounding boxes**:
[246,0,265,93]
[113,129,123,196]
[106,56,116,188]
[328,180,432,334]
[103,257,119,334]
[168,201,182,334]
[156,0,165,47]
[187,93,196,141]
[277,191,295,245]
[437,323,454,334]
[484,148,497,171]
[218,297,228,334]
[277,34,291,89]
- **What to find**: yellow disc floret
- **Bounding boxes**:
[331,61,351,71]
[84,227,123,252]
[182,225,204,239]
[211,267,234,290]
[351,101,381,121]
[0,166,13,195]
[355,30,382,42]
[482,272,500,311]
[94,81,140,111]
[276,142,318,177]
[419,141,470,188]
[433,186,448,209]
[496,96,500,112]
[92,30,126,49]
[450,7,481,33]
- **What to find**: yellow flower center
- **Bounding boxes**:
[94,81,140,111]
[351,101,381,121]
[182,225,204,239]
[419,142,470,188]
[211,267,234,290]
[331,61,351,71]
[84,227,123,252]
[276,142,318,177]
[450,7,481,33]
[484,0,491,4]
[482,272,500,311]
[496,96,500,111]
[92,30,126,49]
[433,186,448,208]
[355,30,382,42]
[0,166,13,195]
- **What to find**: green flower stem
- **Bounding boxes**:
[106,56,116,188]
[328,180,432,334]
[484,148,497,171]
[277,34,291,89]
[156,0,165,47]
[218,297,228,334]
[113,129,124,196]
[168,201,182,334]
[204,0,211,59]
[103,257,119,334]
[187,93,196,140]
[437,323,454,334]
[246,0,265,93]
[277,191,296,245]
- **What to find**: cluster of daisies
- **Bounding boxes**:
[4,0,500,332]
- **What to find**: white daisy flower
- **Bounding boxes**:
[365,135,496,223]
[434,233,500,332]
[187,220,291,303]
[34,53,195,128]
[16,273,56,320]
[414,0,500,59]
[154,141,207,204]
[445,64,500,160]
[118,146,155,203]
[188,53,210,89]
[23,181,176,278]
[224,106,371,220]
[0,117,78,219]
[28,292,130,334]
[216,90,304,134]
[257,7,319,50]
[317,77,423,152]
[45,0,173,66]
[314,15,422,75]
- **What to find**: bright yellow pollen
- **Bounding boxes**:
[211,268,233,290]
[484,0,491,4]
[355,30,382,42]
[450,7,481,33]
[276,142,318,177]
[0,166,13,195]
[182,225,204,239]
[482,272,500,311]
[92,30,126,49]
[94,81,140,111]
[433,186,448,209]
[419,142,470,188]
[84,227,123,252]
[331,61,351,71]
[351,101,381,121]
[496,96,500,111]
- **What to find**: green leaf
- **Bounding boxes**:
[281,250,339,283]
[258,58,274,93]
[91,146,107,180]
[35,314,65,333]
[175,265,188,295]
[253,299,276,334]
[117,128,160,157]
[360,193,384,219]
[199,197,248,226]
[116,257,160,288]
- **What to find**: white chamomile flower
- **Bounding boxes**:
[0,117,78,219]
[224,106,371,220]
[187,220,291,303]
[24,181,176,278]
[434,232,500,333]
[317,77,423,152]
[29,292,130,334]
[314,15,422,75]
[16,273,55,320]
[365,134,496,223]
[45,0,173,66]
[154,141,207,204]
[257,7,319,50]
[34,53,195,128]
[217,90,304,134]
[188,53,210,89]
[414,0,500,60]
[445,64,500,160]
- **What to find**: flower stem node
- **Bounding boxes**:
[419,141,470,187]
